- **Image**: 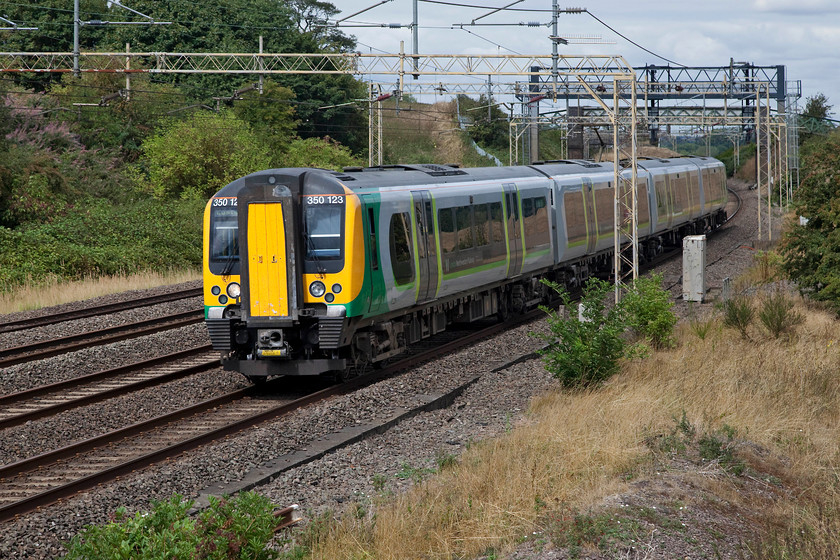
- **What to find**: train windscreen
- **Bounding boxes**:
[304,203,343,260]
[209,204,240,274]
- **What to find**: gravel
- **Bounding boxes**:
[0,181,770,559]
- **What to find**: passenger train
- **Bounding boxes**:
[203,157,728,382]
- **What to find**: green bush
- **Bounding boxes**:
[621,273,677,349]
[758,291,804,338]
[722,296,755,340]
[64,492,280,560]
[537,276,678,388]
[536,278,627,388]
[139,110,272,200]
[283,136,362,170]
[0,197,205,292]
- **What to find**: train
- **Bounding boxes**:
[203,157,728,382]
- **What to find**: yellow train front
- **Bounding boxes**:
[203,168,366,382]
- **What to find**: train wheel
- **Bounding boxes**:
[497,292,510,322]
[246,375,267,386]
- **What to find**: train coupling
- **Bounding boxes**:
[256,329,290,359]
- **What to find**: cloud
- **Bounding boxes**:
[753,0,840,13]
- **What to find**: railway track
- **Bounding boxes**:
[0,309,536,523]
[0,310,204,368]
[0,346,217,430]
[0,287,202,334]
[0,185,748,523]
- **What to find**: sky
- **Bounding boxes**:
[331,0,839,118]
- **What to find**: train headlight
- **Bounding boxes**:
[226,282,241,299]
[211,286,221,296]
[331,283,342,294]
[309,281,326,298]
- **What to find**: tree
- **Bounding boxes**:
[284,136,362,170]
[49,73,186,161]
[231,80,299,159]
[804,93,832,121]
[460,95,510,154]
[780,128,840,311]
[283,74,368,154]
[139,110,272,199]
[801,93,835,139]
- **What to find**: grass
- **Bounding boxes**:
[285,289,840,559]
[0,268,200,313]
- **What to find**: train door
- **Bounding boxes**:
[411,190,439,302]
[503,183,523,276]
[361,194,385,314]
[246,201,291,318]
[581,177,597,253]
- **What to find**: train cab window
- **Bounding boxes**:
[389,212,414,286]
[304,205,343,260]
[209,206,240,275]
[210,208,238,260]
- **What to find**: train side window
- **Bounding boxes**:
[637,182,650,226]
[523,196,550,250]
[473,204,490,246]
[564,191,586,247]
[656,179,667,212]
[673,173,688,215]
[389,212,414,286]
[456,206,473,250]
[439,208,456,253]
[490,202,504,243]
[533,197,548,232]
[522,197,534,218]
[594,186,613,237]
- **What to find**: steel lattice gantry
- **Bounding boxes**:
[16,49,808,294]
[0,47,642,296]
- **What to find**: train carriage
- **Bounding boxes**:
[204,157,727,382]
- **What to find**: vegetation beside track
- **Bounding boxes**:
[275,255,840,559]
[59,251,840,559]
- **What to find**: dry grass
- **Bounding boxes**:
[736,155,757,182]
[381,99,474,166]
[0,268,200,313]
[304,294,840,559]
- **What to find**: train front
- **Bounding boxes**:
[203,169,365,381]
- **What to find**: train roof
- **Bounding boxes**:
[635,156,722,171]
[331,160,619,191]
[211,157,722,198]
